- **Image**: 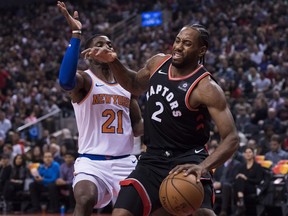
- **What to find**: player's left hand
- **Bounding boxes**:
[169,163,208,183]
[57,1,82,31]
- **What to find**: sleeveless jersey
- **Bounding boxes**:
[144,56,212,151]
[72,69,133,156]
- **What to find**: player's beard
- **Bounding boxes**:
[172,58,188,69]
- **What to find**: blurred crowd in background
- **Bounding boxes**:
[0,0,287,214]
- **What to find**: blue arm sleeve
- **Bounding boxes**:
[59,38,81,90]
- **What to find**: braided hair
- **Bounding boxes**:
[186,24,210,65]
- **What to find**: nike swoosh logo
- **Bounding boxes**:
[195,148,204,154]
[95,83,104,87]
[132,160,137,163]
[158,70,167,75]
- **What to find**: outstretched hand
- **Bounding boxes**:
[169,163,208,183]
[57,1,82,31]
[81,47,118,63]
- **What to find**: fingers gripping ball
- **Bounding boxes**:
[159,173,204,216]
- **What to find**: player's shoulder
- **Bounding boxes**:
[198,75,220,92]
[146,53,170,70]
[150,53,170,63]
[195,76,226,105]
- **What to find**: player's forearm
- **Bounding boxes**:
[59,37,81,90]
[108,58,143,96]
[201,133,239,171]
[133,118,144,137]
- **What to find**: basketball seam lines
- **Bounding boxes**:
[173,177,204,197]
[171,178,197,212]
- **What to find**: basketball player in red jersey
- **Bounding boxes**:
[84,24,239,216]
[57,2,143,216]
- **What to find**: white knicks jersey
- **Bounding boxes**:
[72,70,134,156]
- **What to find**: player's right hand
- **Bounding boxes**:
[57,1,82,31]
[169,163,208,183]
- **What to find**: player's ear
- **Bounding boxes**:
[198,46,207,58]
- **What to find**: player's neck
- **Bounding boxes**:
[89,64,115,83]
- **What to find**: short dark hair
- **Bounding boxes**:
[271,134,281,143]
[64,150,76,158]
[84,34,109,49]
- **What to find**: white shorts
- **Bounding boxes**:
[73,155,137,208]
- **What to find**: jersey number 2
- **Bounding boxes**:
[151,102,163,122]
[102,109,123,134]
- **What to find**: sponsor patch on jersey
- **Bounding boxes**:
[178,81,190,91]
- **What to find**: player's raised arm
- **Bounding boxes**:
[57,1,87,94]
[82,46,166,96]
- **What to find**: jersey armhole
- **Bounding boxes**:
[185,72,211,111]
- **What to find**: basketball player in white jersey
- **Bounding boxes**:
[57,2,143,216]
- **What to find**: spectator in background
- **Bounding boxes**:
[264,134,288,167]
[258,125,275,155]
[29,145,43,164]
[28,151,60,213]
[254,72,271,93]
[42,95,60,132]
[36,129,51,150]
[2,144,14,165]
[238,73,254,97]
[0,137,4,155]
[246,138,260,155]
[213,154,241,216]
[0,154,12,194]
[268,90,285,112]
[266,64,277,83]
[3,154,28,212]
[250,94,268,125]
[0,67,12,96]
[234,146,265,216]
[277,97,288,124]
[49,150,76,213]
[50,143,64,165]
[215,57,236,81]
[262,107,283,134]
[9,131,24,158]
[24,111,39,143]
[233,96,252,115]
[283,128,288,151]
[250,44,264,66]
[60,128,77,152]
[206,138,219,155]
[272,72,286,92]
[247,67,260,88]
[235,105,251,133]
[0,110,11,140]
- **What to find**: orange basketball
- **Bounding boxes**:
[159,172,204,216]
